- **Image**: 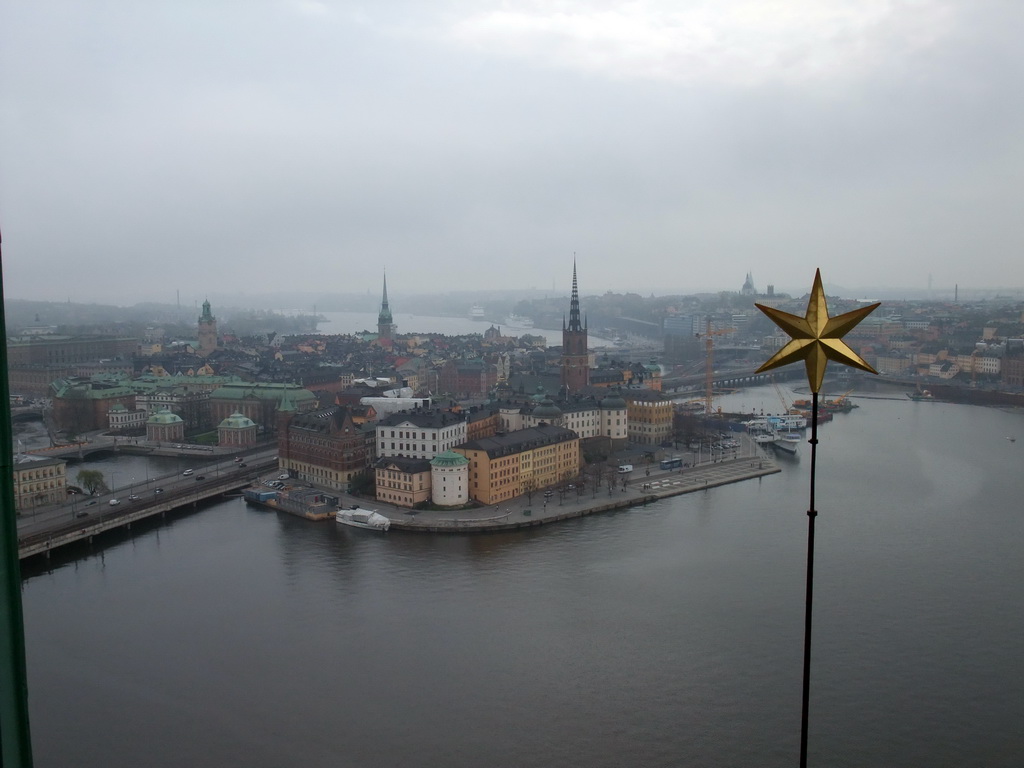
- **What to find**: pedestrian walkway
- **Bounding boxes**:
[334,454,782,534]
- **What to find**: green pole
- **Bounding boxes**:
[0,230,35,766]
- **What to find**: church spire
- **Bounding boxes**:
[377,270,396,340]
[568,258,583,332]
[378,270,393,325]
[561,257,589,392]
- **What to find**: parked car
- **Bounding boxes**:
[128,494,140,501]
[154,488,164,494]
[278,473,289,480]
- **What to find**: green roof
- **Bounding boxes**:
[431,451,470,468]
[209,382,316,403]
[147,408,183,425]
[218,412,257,429]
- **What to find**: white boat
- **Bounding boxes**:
[772,414,807,430]
[469,305,485,320]
[753,433,777,446]
[745,415,807,432]
[336,507,391,531]
[773,433,801,454]
[504,314,534,328]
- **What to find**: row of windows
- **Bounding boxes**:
[16,481,63,491]
[382,428,464,440]
[15,469,64,480]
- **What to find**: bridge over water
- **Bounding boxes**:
[24,436,269,462]
[17,454,278,560]
[661,365,804,394]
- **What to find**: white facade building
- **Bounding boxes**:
[376,410,468,460]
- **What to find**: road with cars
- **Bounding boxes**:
[16,447,279,542]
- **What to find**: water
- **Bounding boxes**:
[20,390,1024,767]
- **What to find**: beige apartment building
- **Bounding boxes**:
[453,425,579,506]
[622,390,674,446]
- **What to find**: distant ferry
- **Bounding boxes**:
[469,305,485,320]
[504,314,534,328]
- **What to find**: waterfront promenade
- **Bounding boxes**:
[332,453,782,533]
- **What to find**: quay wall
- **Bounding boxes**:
[384,459,782,534]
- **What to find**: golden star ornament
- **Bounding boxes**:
[755,269,880,393]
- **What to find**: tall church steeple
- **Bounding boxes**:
[377,271,396,341]
[566,259,586,332]
[197,298,217,357]
[561,259,589,392]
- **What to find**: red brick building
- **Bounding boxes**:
[438,358,498,397]
[277,405,371,491]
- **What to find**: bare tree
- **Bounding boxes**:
[76,469,107,495]
[522,476,537,504]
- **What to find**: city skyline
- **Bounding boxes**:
[2,2,1023,304]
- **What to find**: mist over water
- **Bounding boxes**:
[21,388,1024,767]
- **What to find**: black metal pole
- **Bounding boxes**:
[0,229,35,766]
[799,392,819,768]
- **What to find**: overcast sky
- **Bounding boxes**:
[2,1,1022,306]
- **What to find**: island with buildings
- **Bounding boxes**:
[8,269,1024,534]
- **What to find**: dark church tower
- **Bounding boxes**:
[561,261,589,392]
[377,271,396,341]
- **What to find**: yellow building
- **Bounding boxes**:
[374,456,432,508]
[623,390,674,445]
[454,425,579,505]
[13,455,67,513]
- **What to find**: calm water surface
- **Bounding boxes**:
[21,390,1024,767]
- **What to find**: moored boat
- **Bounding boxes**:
[821,396,857,412]
[336,507,391,531]
[772,433,801,454]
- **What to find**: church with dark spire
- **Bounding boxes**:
[561,261,589,392]
[377,271,396,341]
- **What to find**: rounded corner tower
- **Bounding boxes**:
[430,451,469,507]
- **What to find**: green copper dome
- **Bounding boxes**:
[218,412,256,430]
[147,407,183,425]
[431,451,469,468]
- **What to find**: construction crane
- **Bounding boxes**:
[695,318,735,417]
[771,376,789,414]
